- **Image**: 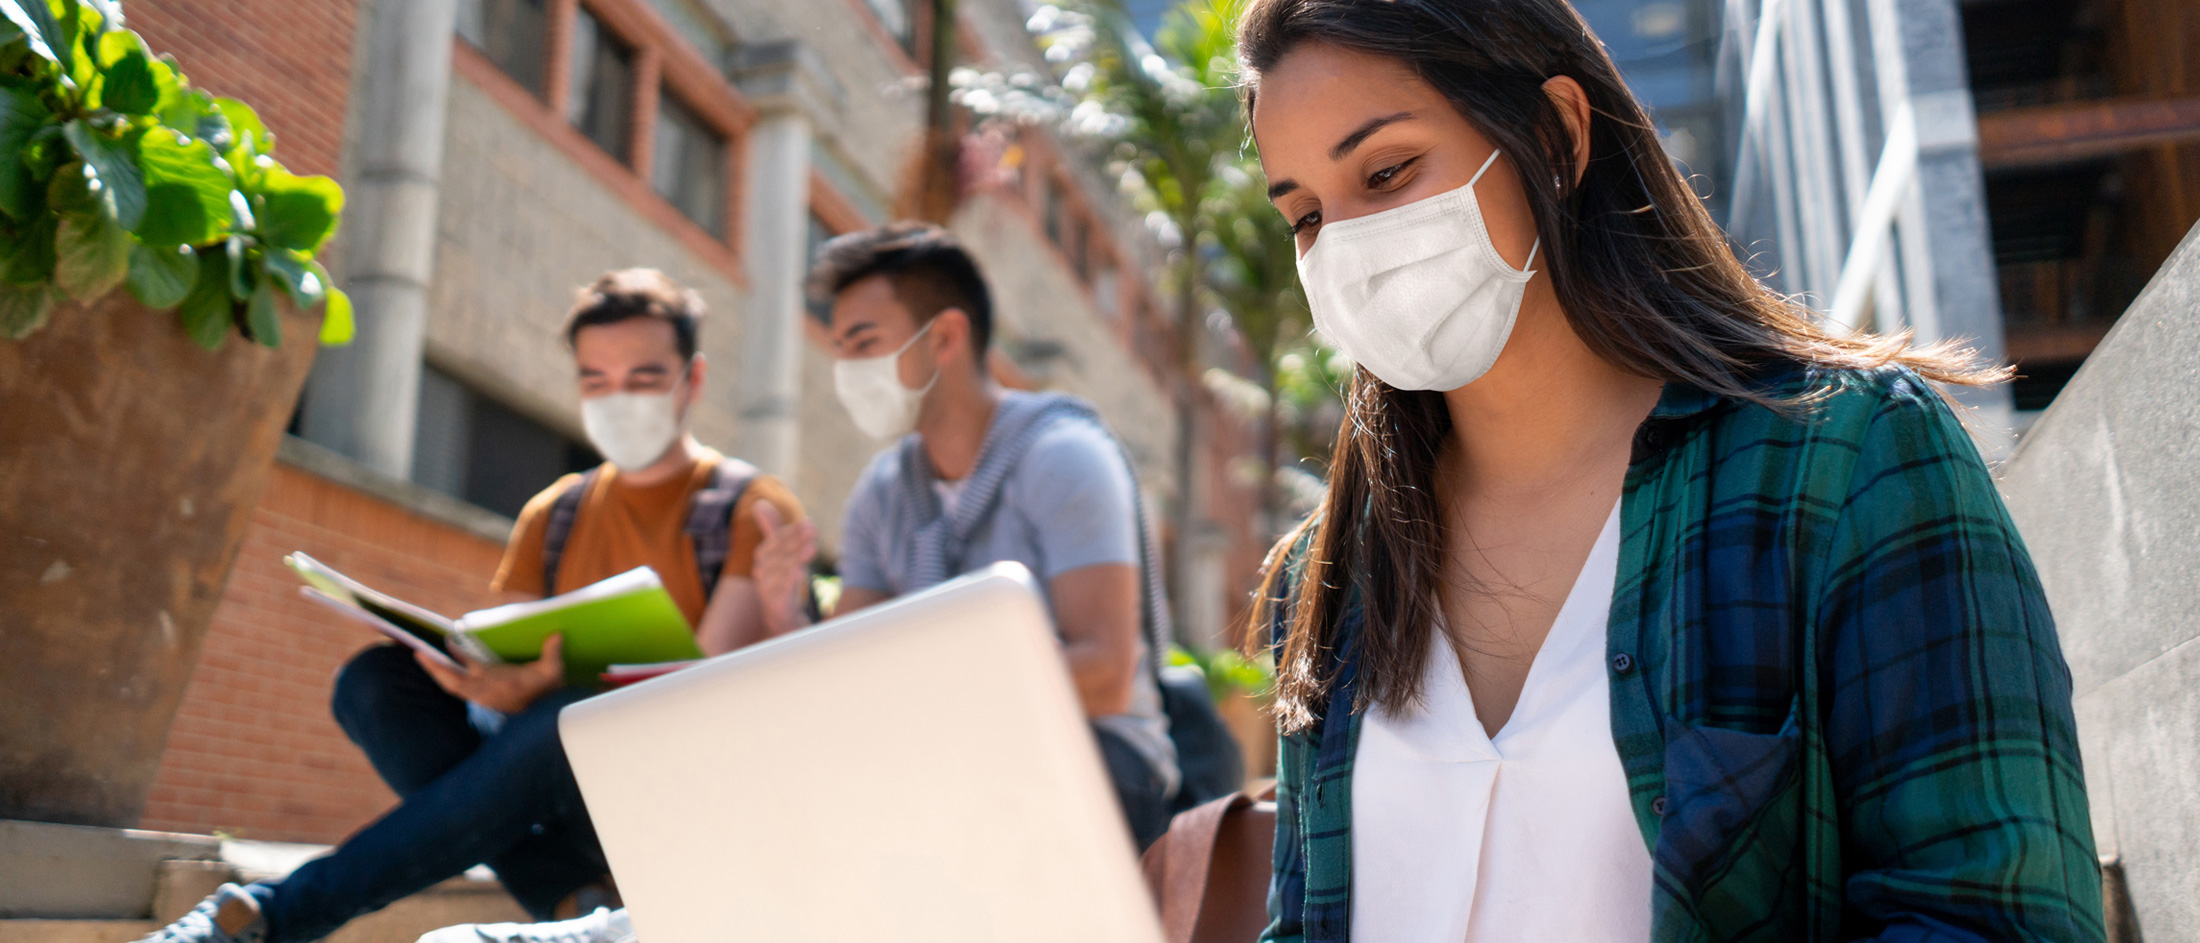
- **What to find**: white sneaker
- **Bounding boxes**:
[416,906,636,943]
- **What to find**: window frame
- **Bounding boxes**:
[448,0,756,277]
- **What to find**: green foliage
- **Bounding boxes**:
[1168,644,1274,702]
[123,240,190,306]
[987,0,1343,523]
[0,0,349,347]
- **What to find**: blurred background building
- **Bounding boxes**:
[1578,0,2198,446]
[117,0,1273,851]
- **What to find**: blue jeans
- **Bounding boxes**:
[244,645,608,942]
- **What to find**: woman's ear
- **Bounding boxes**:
[1541,75,1593,187]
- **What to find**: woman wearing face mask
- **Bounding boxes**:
[1237,2,2102,942]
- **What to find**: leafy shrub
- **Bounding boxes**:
[0,0,350,348]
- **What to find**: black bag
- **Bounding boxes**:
[1159,664,1246,813]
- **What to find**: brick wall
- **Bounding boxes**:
[138,465,508,844]
[125,0,359,179]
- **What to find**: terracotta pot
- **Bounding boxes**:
[0,293,320,827]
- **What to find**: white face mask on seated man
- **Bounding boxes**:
[580,366,691,471]
[833,319,940,440]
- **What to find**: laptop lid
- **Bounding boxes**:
[559,563,1166,943]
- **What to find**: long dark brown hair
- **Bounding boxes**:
[1238,0,2005,733]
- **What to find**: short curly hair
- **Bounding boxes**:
[806,222,993,355]
[562,268,704,360]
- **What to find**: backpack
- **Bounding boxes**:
[1108,431,1246,811]
[541,459,758,597]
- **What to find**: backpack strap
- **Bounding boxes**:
[686,458,758,601]
[540,467,601,594]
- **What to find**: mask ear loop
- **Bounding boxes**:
[897,319,945,397]
[1469,149,1540,275]
[1468,148,1504,187]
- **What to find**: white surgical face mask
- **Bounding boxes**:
[581,368,689,471]
[1296,149,1540,392]
[833,320,940,439]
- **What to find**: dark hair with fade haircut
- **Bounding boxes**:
[806,222,994,356]
[563,268,705,360]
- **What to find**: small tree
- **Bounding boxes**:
[961,0,1340,546]
[0,0,349,347]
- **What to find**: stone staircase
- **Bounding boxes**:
[0,820,528,943]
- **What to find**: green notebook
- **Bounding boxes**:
[452,567,704,688]
[284,553,703,689]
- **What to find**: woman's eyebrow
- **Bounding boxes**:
[1330,111,1415,160]
[1265,111,1420,201]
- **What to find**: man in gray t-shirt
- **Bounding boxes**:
[809,223,1179,848]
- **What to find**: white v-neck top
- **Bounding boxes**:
[1348,503,1650,942]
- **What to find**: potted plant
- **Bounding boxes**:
[0,0,351,828]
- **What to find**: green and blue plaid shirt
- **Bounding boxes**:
[1263,367,2103,942]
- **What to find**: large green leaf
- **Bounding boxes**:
[95,29,157,115]
[124,239,191,307]
[53,206,127,298]
[0,0,65,69]
[252,162,341,253]
[156,84,208,138]
[135,127,229,246]
[0,212,55,283]
[176,240,230,349]
[318,284,352,345]
[262,247,322,308]
[0,280,52,337]
[58,0,89,90]
[0,84,50,220]
[245,279,279,347]
[60,119,144,229]
[80,0,116,34]
[190,99,231,153]
[211,96,266,161]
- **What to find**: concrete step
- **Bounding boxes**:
[0,820,529,942]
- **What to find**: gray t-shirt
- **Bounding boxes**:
[838,397,1177,788]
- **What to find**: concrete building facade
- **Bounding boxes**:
[1703,0,2197,441]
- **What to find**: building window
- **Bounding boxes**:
[862,0,914,52]
[451,0,752,253]
[566,7,636,161]
[414,367,599,519]
[455,0,550,97]
[652,92,727,236]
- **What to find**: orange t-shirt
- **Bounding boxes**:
[492,448,805,627]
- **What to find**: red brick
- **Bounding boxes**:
[143,465,502,843]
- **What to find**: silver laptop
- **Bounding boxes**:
[559,562,1166,943]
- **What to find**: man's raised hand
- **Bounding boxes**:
[750,500,818,638]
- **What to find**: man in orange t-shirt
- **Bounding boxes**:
[143,271,817,943]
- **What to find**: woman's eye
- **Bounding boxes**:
[1368,157,1418,189]
[1290,210,1322,235]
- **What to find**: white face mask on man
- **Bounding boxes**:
[833,320,940,439]
[1295,148,1540,392]
[580,368,690,471]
